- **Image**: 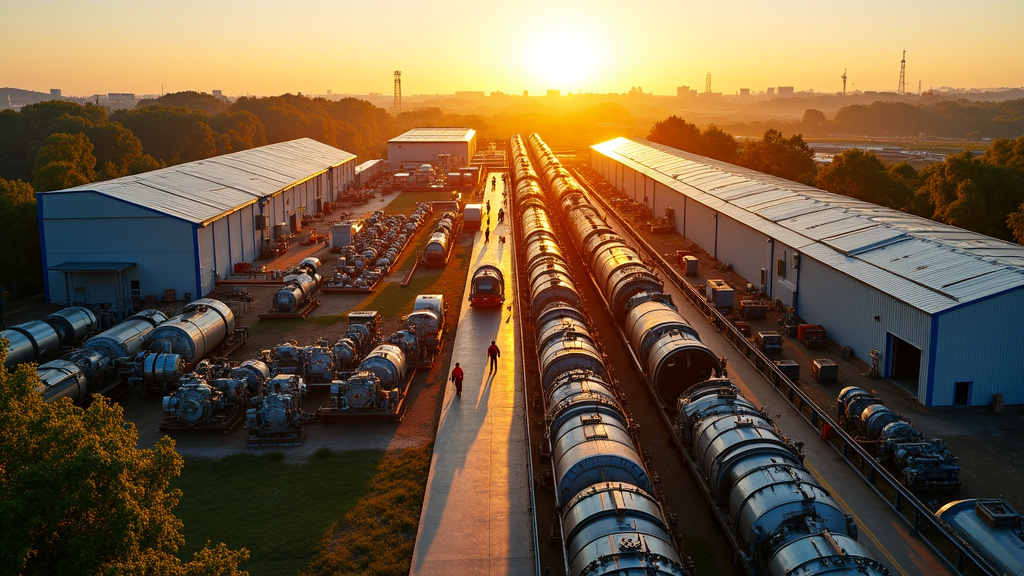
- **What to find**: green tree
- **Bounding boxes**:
[916,150,1024,239]
[739,129,818,185]
[815,148,912,209]
[982,135,1024,171]
[699,124,739,163]
[0,178,41,293]
[647,116,702,153]
[31,132,97,191]
[0,347,249,576]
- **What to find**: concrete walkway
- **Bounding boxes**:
[410,176,536,575]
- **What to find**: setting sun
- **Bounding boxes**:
[529,30,601,92]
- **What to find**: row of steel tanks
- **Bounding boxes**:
[422,210,460,266]
[510,134,691,576]
[2,298,238,405]
[524,132,893,576]
[525,133,721,409]
[678,382,891,575]
[836,386,960,491]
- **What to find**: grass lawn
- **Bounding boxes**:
[172,449,383,576]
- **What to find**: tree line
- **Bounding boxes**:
[725,97,1024,140]
[647,116,1024,243]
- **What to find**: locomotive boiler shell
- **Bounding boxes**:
[147,299,233,363]
[1,320,61,369]
[81,309,169,360]
[562,482,688,576]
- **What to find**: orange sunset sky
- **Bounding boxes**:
[4,0,1022,98]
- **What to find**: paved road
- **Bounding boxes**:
[410,175,536,576]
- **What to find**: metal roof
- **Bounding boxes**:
[388,127,476,143]
[40,138,356,226]
[592,137,1024,314]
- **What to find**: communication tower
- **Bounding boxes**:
[841,68,847,96]
[394,70,402,114]
[705,71,711,94]
[898,50,906,95]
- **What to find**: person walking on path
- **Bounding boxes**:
[484,227,490,242]
[487,341,500,372]
[450,362,464,397]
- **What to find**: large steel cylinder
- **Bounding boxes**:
[147,299,233,363]
[358,344,406,389]
[36,359,88,403]
[937,499,1024,576]
[81,309,169,361]
[550,400,651,506]
[562,482,689,576]
[768,532,890,576]
[2,320,60,369]
[45,306,98,344]
[140,352,184,384]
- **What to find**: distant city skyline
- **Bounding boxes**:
[4,0,1022,98]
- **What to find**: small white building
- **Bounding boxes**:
[387,127,476,171]
[37,138,356,315]
[592,137,1024,407]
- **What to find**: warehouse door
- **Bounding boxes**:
[889,333,921,385]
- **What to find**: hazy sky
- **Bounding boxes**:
[4,0,1022,97]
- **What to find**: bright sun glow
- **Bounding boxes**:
[530,31,599,92]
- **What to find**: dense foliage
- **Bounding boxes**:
[0,347,249,575]
[725,97,1024,140]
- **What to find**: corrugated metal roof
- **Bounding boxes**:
[389,127,476,143]
[593,137,1024,314]
[41,138,355,226]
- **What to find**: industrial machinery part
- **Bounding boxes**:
[937,498,1024,576]
[273,271,321,313]
[148,299,234,363]
[161,373,249,428]
[2,305,99,369]
[837,386,960,490]
[246,374,307,443]
[679,380,891,576]
[403,294,445,359]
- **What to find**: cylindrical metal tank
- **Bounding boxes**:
[358,344,407,389]
[140,352,184,384]
[536,316,607,389]
[562,482,690,576]
[80,309,169,361]
[274,273,318,313]
[423,231,449,264]
[36,359,88,403]
[528,263,582,317]
[550,396,651,506]
[768,533,890,576]
[2,320,60,369]
[232,359,270,393]
[937,499,1024,576]
[44,306,98,344]
[147,299,233,363]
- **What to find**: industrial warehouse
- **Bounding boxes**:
[36,138,357,317]
[6,131,1023,576]
[387,127,477,171]
[592,137,1024,408]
